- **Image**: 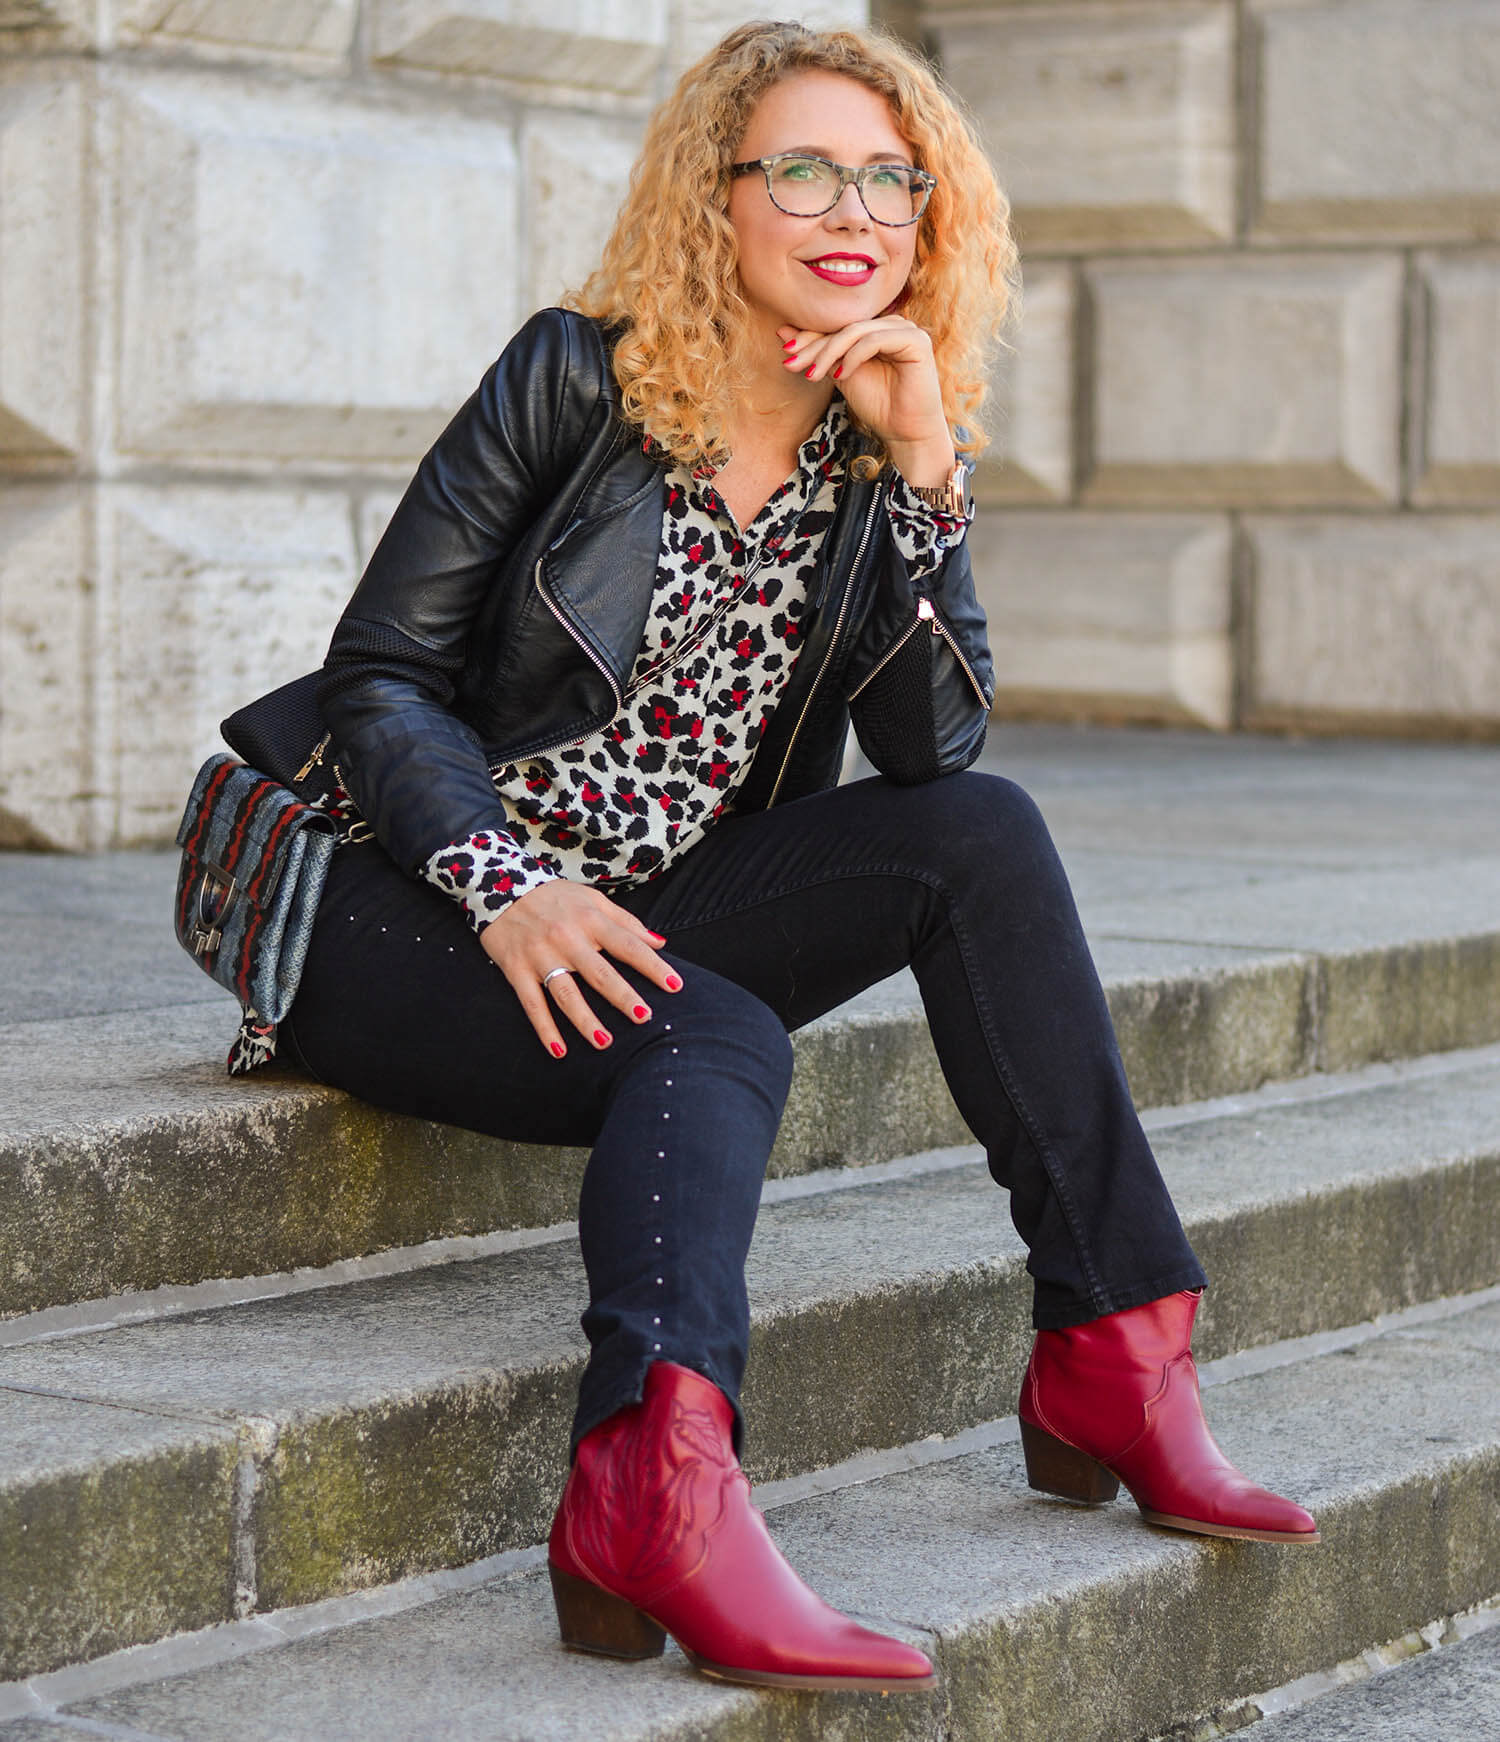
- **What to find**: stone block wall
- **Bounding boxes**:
[0,2,863,849]
[5,1,1497,848]
[924,0,1500,737]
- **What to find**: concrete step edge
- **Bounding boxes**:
[9,1037,1500,1351]
[7,922,1500,1319]
[1223,1603,1500,1742]
[3,1051,1499,1679]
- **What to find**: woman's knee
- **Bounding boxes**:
[657,967,795,1098]
[885,770,1055,864]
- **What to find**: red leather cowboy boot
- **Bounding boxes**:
[1018,1290,1319,1543]
[548,1362,935,1690]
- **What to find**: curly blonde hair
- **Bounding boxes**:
[568,19,1018,473]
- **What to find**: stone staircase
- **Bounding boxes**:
[2,724,1498,1740]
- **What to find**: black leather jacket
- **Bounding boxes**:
[319,308,995,875]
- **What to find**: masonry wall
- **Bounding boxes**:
[0,2,863,849]
[4,2,1498,851]
[923,0,1500,738]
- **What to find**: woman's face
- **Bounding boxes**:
[726,71,920,340]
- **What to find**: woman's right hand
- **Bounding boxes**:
[479,878,681,1057]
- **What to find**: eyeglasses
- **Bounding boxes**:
[729,153,937,227]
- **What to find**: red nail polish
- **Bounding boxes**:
[650,932,668,944]
[665,973,683,992]
[804,366,815,378]
[633,1004,649,1021]
[550,1041,565,1058]
[833,365,843,379]
[781,337,796,349]
[594,1029,611,1047]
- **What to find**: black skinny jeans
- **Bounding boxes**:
[283,772,1206,1449]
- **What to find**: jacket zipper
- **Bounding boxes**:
[845,605,925,701]
[924,599,992,709]
[505,556,626,763]
[765,491,881,809]
[535,557,624,710]
[293,732,331,784]
[826,594,993,707]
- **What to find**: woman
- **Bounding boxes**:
[278,19,1317,1695]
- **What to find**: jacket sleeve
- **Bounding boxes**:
[842,477,995,786]
[317,308,597,878]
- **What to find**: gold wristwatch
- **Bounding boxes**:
[909,460,972,519]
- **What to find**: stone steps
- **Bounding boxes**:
[1238,1615,1500,1742]
[7,906,1500,1321]
[8,723,1500,1326]
[4,1044,1499,1685]
[5,726,1499,1729]
[3,1291,1497,1741]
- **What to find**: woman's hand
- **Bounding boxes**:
[479,879,681,1057]
[780,317,955,487]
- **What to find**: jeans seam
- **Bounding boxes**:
[942,892,1111,1309]
[651,1030,671,1368]
[279,1008,328,1087]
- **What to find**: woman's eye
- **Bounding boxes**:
[868,167,908,189]
[776,160,822,182]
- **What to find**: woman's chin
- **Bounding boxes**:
[773,285,893,334]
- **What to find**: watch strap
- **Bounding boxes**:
[909,461,971,519]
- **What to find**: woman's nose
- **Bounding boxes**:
[824,178,870,227]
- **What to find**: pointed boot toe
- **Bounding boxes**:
[1122,1431,1321,1543]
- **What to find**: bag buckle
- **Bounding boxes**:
[191,860,238,959]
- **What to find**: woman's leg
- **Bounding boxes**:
[617,769,1205,1327]
[282,837,938,1689]
[282,838,792,1447]
[619,770,1313,1542]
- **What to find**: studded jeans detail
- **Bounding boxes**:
[282,772,1205,1449]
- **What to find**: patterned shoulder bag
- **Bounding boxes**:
[172,672,344,1072]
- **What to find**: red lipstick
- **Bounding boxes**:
[803,253,876,286]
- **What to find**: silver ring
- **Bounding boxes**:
[541,966,572,989]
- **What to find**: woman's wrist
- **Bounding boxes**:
[885,434,957,491]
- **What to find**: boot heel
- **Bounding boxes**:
[549,1564,667,1660]
[1020,1417,1121,1504]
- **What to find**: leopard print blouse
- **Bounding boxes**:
[421,400,966,934]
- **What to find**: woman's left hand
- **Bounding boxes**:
[779,316,954,484]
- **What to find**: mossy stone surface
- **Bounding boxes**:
[0,1389,237,1680]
